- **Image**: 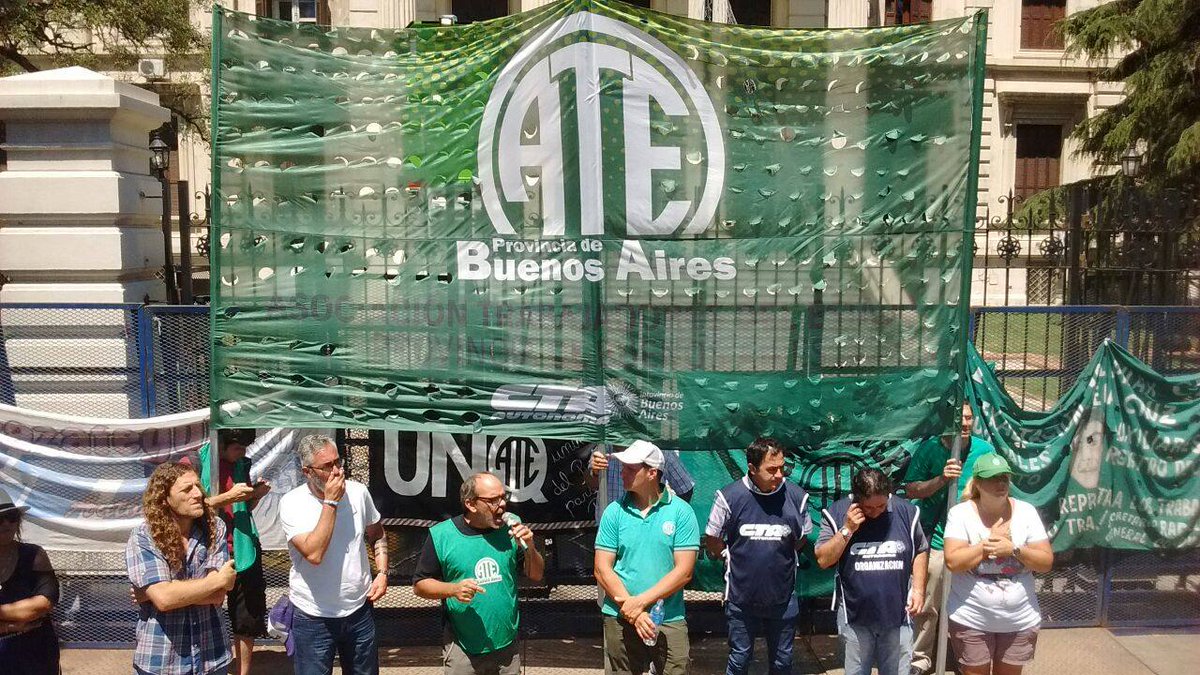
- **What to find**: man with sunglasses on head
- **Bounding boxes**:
[594,440,700,675]
[704,438,812,675]
[280,434,388,675]
[414,472,544,675]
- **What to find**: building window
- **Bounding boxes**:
[275,0,317,22]
[884,0,933,25]
[452,0,508,23]
[1014,124,1063,201]
[1021,0,1066,50]
[727,0,772,26]
[0,121,6,172]
[257,0,327,24]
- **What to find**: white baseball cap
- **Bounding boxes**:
[610,440,665,470]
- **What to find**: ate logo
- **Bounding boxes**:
[474,557,504,585]
[478,11,725,237]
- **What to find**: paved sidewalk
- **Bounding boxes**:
[60,627,1197,674]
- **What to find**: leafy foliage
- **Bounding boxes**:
[0,0,204,73]
[0,0,209,137]
[1060,0,1200,187]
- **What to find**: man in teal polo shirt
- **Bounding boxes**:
[413,472,545,675]
[594,440,700,675]
[903,402,995,675]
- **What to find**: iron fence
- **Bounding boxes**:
[973,184,1200,308]
[5,303,1194,418]
[1,302,1197,651]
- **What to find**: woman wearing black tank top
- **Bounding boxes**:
[0,485,61,675]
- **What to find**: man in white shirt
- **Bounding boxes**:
[280,434,389,675]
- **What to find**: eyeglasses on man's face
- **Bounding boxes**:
[473,492,511,508]
[306,457,343,475]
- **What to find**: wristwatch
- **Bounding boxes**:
[1012,545,1022,559]
[321,498,339,508]
[838,526,853,539]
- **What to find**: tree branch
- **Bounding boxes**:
[0,44,39,72]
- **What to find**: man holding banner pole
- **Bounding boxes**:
[589,444,695,512]
[202,429,271,675]
[904,403,994,675]
[413,472,543,675]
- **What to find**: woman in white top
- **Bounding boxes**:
[943,452,1054,675]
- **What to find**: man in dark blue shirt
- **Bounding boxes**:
[704,438,812,675]
[816,468,929,675]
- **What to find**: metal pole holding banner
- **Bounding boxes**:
[934,434,964,675]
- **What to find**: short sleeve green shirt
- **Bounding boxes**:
[905,436,995,550]
[595,490,700,624]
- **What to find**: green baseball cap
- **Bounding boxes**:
[973,452,1012,479]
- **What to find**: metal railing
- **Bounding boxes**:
[6,303,1195,418]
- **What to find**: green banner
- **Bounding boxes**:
[968,341,1200,550]
[210,0,987,447]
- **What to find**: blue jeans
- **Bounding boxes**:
[291,602,378,675]
[725,600,797,675]
[837,603,913,675]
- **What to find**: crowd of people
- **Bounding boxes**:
[0,407,1056,675]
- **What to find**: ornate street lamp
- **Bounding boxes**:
[1120,144,1142,179]
[145,132,178,302]
[149,136,170,176]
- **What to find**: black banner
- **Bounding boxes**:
[368,431,598,525]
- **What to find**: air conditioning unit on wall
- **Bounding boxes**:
[138,58,166,80]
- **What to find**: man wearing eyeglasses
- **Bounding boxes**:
[413,472,544,675]
[703,437,813,675]
[279,434,388,675]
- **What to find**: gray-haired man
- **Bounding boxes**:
[279,434,388,675]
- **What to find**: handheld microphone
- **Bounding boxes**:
[502,512,528,549]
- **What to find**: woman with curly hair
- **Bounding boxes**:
[125,462,237,675]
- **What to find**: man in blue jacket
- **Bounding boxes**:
[704,438,812,675]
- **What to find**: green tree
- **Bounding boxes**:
[0,0,208,136]
[1060,0,1200,187]
[0,0,204,74]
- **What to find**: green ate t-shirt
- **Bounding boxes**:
[595,490,700,624]
[904,436,994,549]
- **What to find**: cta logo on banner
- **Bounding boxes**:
[488,383,681,424]
[369,431,597,524]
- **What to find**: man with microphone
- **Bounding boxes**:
[414,472,545,675]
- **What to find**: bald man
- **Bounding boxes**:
[414,473,545,675]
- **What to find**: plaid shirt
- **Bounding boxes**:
[126,518,231,675]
